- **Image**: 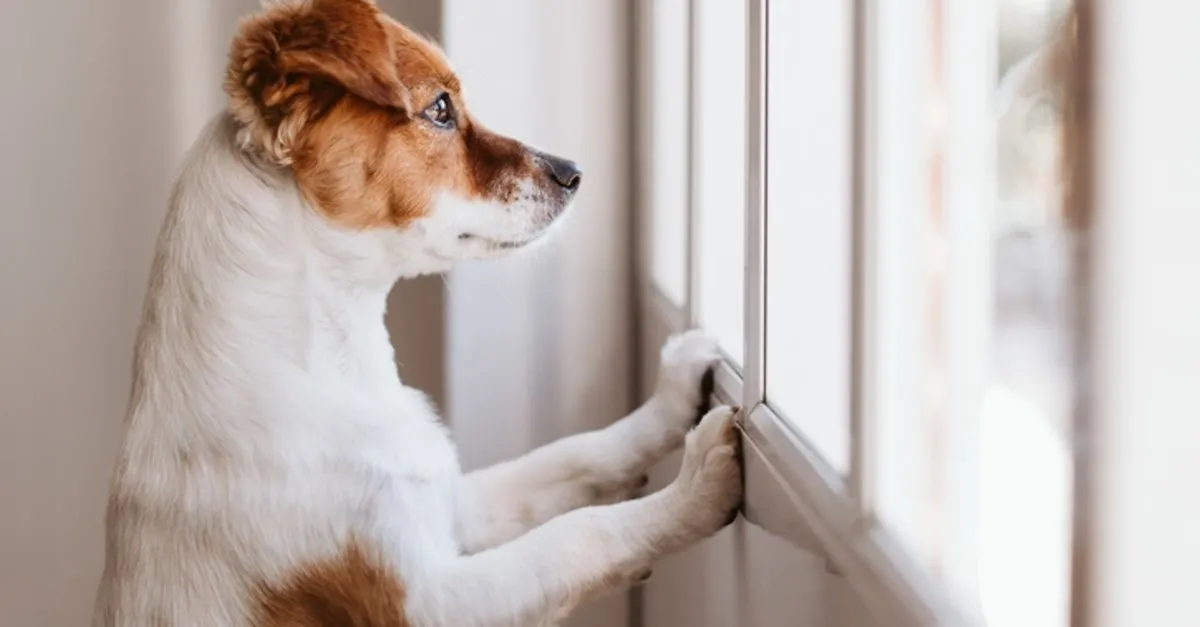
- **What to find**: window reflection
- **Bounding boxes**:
[980,2,1077,625]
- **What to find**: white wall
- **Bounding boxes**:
[0,1,441,624]
[1091,1,1200,625]
[0,2,245,623]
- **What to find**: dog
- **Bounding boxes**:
[91,1,743,625]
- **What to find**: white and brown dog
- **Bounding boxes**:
[91,1,743,625]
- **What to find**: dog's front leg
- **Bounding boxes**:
[418,405,743,627]
[454,331,721,554]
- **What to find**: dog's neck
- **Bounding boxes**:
[131,115,417,419]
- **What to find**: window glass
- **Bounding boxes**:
[764,1,854,473]
[647,0,690,306]
[979,2,1076,624]
[692,0,746,363]
[870,2,1077,624]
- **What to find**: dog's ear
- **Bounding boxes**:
[226,0,410,162]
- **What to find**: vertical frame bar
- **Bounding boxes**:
[848,0,873,509]
[1067,3,1093,627]
[866,0,933,543]
[743,0,768,408]
[938,0,994,609]
[684,0,700,327]
[1083,1,1200,625]
[922,0,948,577]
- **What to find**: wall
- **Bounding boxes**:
[0,2,236,623]
[0,1,441,624]
[1091,1,1200,624]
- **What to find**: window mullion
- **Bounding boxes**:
[938,0,994,610]
[849,0,874,510]
[744,0,768,408]
[684,0,700,327]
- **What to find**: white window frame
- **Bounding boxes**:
[634,0,1096,625]
[1085,1,1200,625]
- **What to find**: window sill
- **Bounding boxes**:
[642,284,977,627]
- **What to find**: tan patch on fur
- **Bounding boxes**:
[224,0,547,229]
[253,541,410,627]
[226,0,411,162]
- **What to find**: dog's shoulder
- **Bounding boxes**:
[347,383,461,481]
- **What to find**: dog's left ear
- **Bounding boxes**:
[226,0,411,162]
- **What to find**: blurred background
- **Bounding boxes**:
[2,1,1198,626]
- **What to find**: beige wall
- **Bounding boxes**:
[0,2,237,623]
[0,1,441,624]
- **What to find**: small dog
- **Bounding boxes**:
[91,1,742,625]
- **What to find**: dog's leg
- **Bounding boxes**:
[418,405,743,627]
[454,331,721,554]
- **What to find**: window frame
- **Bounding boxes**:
[635,0,1094,625]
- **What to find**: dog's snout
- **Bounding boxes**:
[541,155,582,192]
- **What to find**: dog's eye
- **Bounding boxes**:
[423,93,456,130]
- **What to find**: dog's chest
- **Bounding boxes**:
[340,392,464,561]
[279,386,463,555]
[266,380,461,502]
[339,386,461,481]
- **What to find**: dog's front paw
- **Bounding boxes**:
[667,405,744,537]
[655,330,721,418]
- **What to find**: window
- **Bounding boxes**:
[640,0,1081,624]
[692,0,747,364]
[868,3,1078,624]
[645,0,690,307]
[764,0,854,473]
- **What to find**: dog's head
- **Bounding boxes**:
[225,0,580,269]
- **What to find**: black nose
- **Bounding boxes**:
[541,154,582,192]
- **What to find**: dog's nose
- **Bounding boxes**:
[542,155,582,192]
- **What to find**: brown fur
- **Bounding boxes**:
[253,541,410,627]
[225,0,547,229]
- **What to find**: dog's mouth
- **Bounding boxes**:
[457,232,545,249]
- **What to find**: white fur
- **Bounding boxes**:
[416,180,569,264]
[91,113,742,627]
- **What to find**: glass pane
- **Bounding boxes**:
[693,0,745,363]
[981,1,1076,624]
[870,0,934,573]
[764,1,853,473]
[648,0,689,306]
[870,1,1078,623]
